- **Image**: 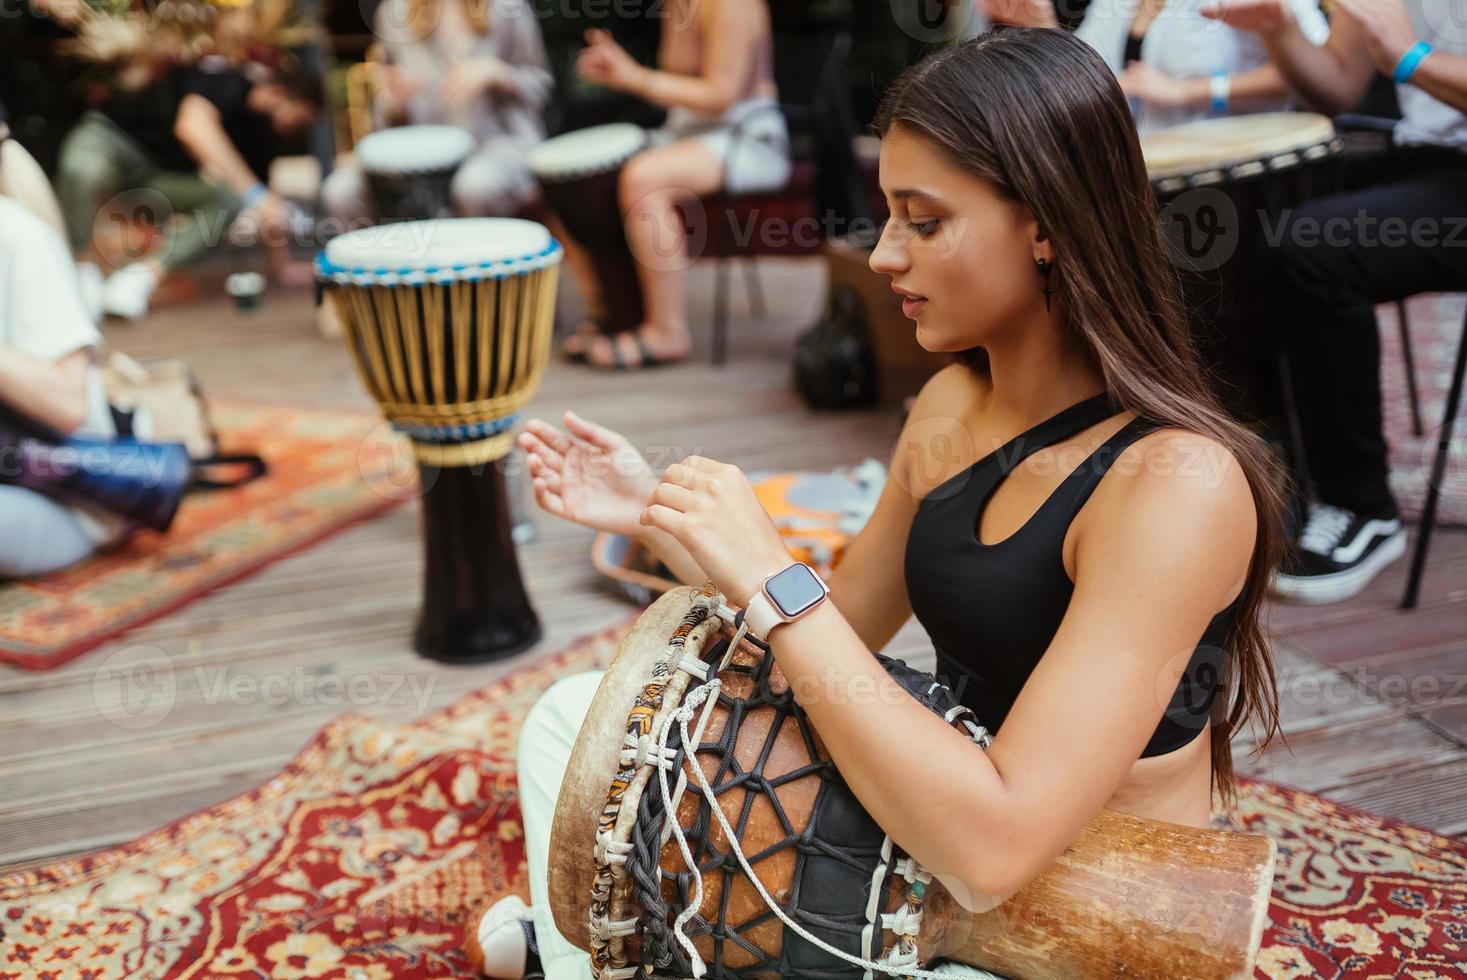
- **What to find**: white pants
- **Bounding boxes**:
[517,672,1004,980]
[652,96,792,196]
[0,485,98,579]
[323,139,540,222]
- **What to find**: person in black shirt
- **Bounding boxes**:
[55,62,324,319]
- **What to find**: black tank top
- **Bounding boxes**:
[903,394,1237,758]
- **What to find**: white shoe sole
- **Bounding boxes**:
[1271,530,1408,605]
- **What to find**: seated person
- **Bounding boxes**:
[982,0,1328,131]
[0,196,130,578]
[0,99,67,239]
[467,29,1275,980]
[55,60,323,320]
[321,0,552,222]
[1202,0,1467,603]
[557,0,792,370]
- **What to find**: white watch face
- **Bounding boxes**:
[764,563,826,618]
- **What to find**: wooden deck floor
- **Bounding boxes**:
[1,257,1463,874]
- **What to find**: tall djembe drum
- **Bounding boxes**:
[317,218,563,662]
[529,123,650,334]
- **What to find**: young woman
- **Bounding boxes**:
[467,28,1285,979]
[556,0,791,370]
[321,0,552,221]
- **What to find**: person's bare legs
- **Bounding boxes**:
[546,213,611,359]
[583,138,723,369]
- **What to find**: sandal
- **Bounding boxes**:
[584,329,690,372]
[558,317,608,364]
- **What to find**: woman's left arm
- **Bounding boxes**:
[578,0,756,117]
[642,435,1256,909]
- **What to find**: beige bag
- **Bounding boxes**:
[100,351,220,460]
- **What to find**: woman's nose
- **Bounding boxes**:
[868,221,908,276]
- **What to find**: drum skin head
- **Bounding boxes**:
[319,217,554,273]
[1142,112,1337,180]
[529,123,648,182]
[356,125,474,176]
[547,587,707,949]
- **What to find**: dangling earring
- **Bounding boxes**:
[1036,258,1055,314]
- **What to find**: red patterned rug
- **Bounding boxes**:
[0,403,407,672]
[1,619,1463,979]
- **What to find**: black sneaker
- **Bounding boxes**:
[1272,503,1407,604]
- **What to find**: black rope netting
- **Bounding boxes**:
[622,638,900,979]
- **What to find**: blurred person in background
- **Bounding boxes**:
[981,0,1328,131]
[55,61,324,320]
[320,0,553,221]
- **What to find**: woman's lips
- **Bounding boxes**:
[901,296,927,319]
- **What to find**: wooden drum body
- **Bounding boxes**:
[357,125,475,221]
[550,587,1278,979]
[530,123,649,334]
[317,218,562,662]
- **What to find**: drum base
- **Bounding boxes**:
[414,463,542,664]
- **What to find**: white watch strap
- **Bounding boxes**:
[743,589,786,640]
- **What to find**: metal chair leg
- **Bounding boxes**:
[712,255,730,366]
[743,256,766,318]
[1402,308,1467,609]
[1398,299,1424,438]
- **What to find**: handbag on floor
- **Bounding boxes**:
[101,350,267,493]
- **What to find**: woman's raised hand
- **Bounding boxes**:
[517,412,658,538]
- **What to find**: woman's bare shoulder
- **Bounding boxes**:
[895,364,989,499]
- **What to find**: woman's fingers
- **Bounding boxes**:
[640,503,683,534]
[524,418,573,456]
[662,462,717,491]
[534,462,563,494]
[533,478,567,518]
[564,410,623,451]
[650,481,695,511]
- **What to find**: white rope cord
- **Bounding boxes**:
[656,674,971,980]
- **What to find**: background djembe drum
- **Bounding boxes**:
[550,587,1277,980]
[1143,112,1343,428]
[529,123,650,335]
[316,218,562,662]
[356,124,476,221]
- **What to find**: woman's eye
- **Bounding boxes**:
[907,219,939,238]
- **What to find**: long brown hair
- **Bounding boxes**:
[874,28,1287,810]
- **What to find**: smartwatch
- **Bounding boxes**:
[743,562,829,640]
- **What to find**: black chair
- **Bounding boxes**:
[1332,111,1465,609]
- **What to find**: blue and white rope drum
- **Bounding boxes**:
[356,124,475,221]
[316,217,563,662]
[529,123,649,334]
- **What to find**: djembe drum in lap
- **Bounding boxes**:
[357,125,475,221]
[529,123,650,334]
[317,218,562,662]
[550,587,1278,980]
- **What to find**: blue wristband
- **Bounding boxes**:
[1394,41,1434,85]
[1210,73,1231,114]
[242,182,269,210]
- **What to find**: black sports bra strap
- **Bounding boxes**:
[1050,415,1159,520]
[994,393,1117,475]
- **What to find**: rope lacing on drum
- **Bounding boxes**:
[602,589,1000,979]
[650,666,986,980]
